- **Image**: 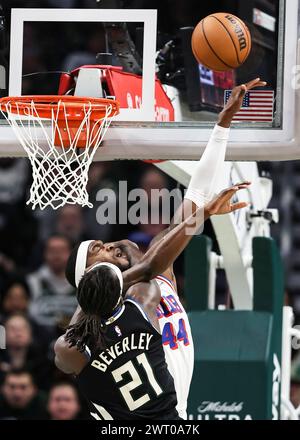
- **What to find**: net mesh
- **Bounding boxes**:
[0,98,117,210]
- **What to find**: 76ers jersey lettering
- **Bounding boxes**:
[155,275,194,420]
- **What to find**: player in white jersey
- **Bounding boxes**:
[155,275,194,418]
[141,77,265,419]
[64,78,265,419]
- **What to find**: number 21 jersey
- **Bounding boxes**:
[77,299,180,420]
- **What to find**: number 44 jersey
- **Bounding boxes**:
[155,275,194,420]
[77,299,180,420]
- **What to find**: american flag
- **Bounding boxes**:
[224,90,274,122]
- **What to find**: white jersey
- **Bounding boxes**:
[155,275,194,420]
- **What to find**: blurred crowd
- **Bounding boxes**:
[0,0,211,420]
[0,158,181,419]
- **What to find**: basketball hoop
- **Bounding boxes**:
[0,95,119,210]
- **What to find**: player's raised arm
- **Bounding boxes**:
[122,182,250,290]
[147,78,266,284]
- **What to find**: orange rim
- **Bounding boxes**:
[0,95,120,121]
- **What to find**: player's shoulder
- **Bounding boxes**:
[125,280,160,305]
[155,274,177,292]
[124,281,161,332]
[126,279,159,292]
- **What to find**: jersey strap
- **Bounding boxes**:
[104,304,125,325]
[125,298,162,335]
[124,298,151,323]
[155,275,176,292]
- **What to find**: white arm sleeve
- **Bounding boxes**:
[184,124,230,207]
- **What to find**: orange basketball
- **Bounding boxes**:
[191,12,252,71]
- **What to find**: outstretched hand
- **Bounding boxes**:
[218,78,267,128]
[205,182,251,216]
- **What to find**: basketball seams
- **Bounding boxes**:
[210,15,242,65]
[200,19,235,70]
[244,26,252,61]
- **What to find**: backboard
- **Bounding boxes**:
[0,0,299,161]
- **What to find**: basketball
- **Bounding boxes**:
[191,12,252,71]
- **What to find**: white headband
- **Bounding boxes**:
[75,240,94,287]
[86,262,123,296]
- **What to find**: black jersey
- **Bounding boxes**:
[77,299,180,420]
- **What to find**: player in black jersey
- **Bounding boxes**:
[61,263,179,420]
[55,183,249,420]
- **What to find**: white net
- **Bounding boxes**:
[0,98,117,210]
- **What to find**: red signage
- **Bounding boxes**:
[106,68,174,122]
[58,65,174,122]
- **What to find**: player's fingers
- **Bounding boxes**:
[226,181,251,192]
[233,79,267,98]
[230,202,249,212]
[218,186,240,200]
[231,84,246,98]
[238,85,247,97]
[247,81,267,91]
[218,182,250,201]
[235,181,251,189]
[245,78,262,89]
[235,181,251,185]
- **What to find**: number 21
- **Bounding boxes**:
[112,353,163,411]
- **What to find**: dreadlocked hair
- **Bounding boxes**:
[65,266,122,354]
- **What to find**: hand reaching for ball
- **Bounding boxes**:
[218,78,267,128]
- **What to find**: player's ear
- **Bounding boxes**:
[89,240,104,255]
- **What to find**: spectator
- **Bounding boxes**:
[61,52,96,73]
[137,165,175,237]
[55,205,85,244]
[139,166,170,200]
[47,382,82,420]
[0,278,53,348]
[31,207,57,260]
[0,159,29,208]
[139,216,168,239]
[32,204,89,266]
[0,369,47,420]
[0,159,37,273]
[0,279,30,317]
[0,314,33,374]
[0,314,54,390]
[83,162,116,241]
[27,236,77,328]
[61,26,107,72]
[127,231,153,254]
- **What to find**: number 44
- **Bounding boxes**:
[162,318,190,350]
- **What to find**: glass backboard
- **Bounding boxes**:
[0,0,299,160]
